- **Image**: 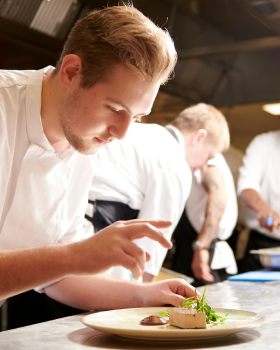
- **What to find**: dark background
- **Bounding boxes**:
[2,0,280,150]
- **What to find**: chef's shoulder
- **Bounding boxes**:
[0,69,35,89]
[247,130,280,154]
[128,123,189,178]
[125,122,181,152]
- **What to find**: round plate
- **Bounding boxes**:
[81,307,265,341]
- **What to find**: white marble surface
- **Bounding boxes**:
[0,280,279,349]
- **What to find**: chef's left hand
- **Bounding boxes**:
[191,250,214,282]
[141,278,196,307]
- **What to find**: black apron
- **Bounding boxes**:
[86,199,139,232]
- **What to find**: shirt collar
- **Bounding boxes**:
[25,66,56,152]
[165,125,186,157]
[25,66,76,162]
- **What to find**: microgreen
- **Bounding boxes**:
[159,286,227,325]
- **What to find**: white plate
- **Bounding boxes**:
[81,307,265,341]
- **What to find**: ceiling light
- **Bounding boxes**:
[262,103,280,115]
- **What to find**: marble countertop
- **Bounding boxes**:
[0,280,279,350]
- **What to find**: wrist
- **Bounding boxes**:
[64,241,85,275]
[134,282,150,307]
[192,240,210,251]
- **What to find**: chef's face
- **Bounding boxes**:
[58,65,160,155]
[185,138,224,172]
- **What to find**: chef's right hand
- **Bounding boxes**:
[72,219,172,280]
[257,205,280,231]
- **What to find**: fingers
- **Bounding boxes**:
[169,294,188,307]
[259,217,266,228]
[121,241,151,280]
[258,211,280,231]
[142,279,196,307]
[89,221,171,277]
[200,265,214,281]
[145,250,151,263]
[122,219,172,229]
[122,241,145,277]
[174,280,196,298]
[116,253,142,280]
[192,263,214,282]
[202,272,215,282]
[123,222,172,249]
[165,280,196,307]
[98,220,172,248]
[194,270,213,282]
[265,216,280,231]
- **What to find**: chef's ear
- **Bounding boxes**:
[192,129,207,145]
[59,54,82,88]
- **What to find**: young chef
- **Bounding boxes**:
[9,104,230,326]
[0,5,196,312]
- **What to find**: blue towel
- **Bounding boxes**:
[228,271,280,282]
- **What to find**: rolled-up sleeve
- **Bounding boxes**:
[237,135,267,196]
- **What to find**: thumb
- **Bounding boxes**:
[145,250,151,262]
[165,294,186,308]
[204,273,215,282]
[202,269,215,282]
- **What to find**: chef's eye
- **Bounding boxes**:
[109,107,120,114]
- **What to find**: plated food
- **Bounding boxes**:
[82,286,265,341]
[169,308,206,329]
[139,315,167,325]
[145,287,227,329]
[81,306,265,341]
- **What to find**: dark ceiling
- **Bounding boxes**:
[1,0,280,107]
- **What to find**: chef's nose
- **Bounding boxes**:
[108,116,132,140]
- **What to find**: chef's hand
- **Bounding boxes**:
[141,278,196,307]
[71,219,172,280]
[257,204,280,231]
[191,250,214,282]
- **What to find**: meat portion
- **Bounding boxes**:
[169,309,206,329]
[140,315,168,325]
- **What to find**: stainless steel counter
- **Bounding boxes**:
[0,280,279,350]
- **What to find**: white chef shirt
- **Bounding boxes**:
[84,123,192,279]
[186,154,238,274]
[0,67,96,304]
[165,125,186,157]
[237,131,280,239]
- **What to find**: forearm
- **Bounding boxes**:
[198,191,227,246]
[45,274,145,310]
[239,189,270,213]
[0,219,173,301]
[198,166,227,246]
[0,244,75,300]
[45,275,196,310]
[191,181,226,282]
[239,189,280,230]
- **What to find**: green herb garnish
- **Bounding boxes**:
[159,286,227,325]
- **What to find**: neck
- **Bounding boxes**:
[41,70,70,151]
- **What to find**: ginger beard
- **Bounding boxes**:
[58,88,97,155]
